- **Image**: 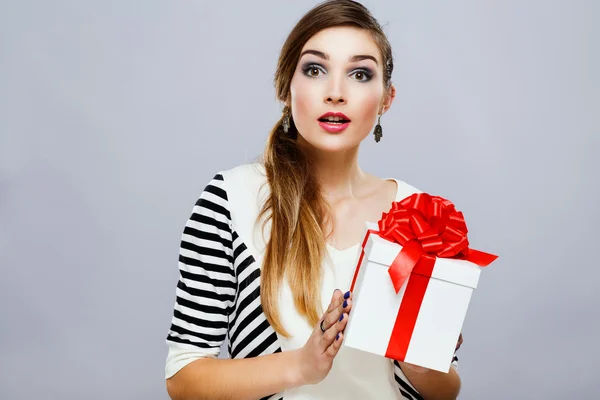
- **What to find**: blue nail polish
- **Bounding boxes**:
[344,291,351,299]
[336,333,340,340]
[343,300,348,308]
[339,314,344,322]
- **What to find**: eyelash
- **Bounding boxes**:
[302,63,374,82]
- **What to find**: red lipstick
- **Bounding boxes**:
[317,112,351,133]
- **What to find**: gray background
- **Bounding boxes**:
[1,0,598,399]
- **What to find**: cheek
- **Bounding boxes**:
[350,86,383,133]
[290,75,319,130]
[356,86,383,117]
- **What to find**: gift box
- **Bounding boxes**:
[342,193,498,373]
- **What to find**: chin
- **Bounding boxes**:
[300,132,364,153]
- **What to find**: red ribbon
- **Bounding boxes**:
[349,193,498,362]
[379,193,498,293]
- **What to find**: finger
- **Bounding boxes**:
[323,297,346,331]
[315,293,341,335]
[320,311,349,352]
[326,289,344,313]
[325,331,344,358]
[319,321,338,350]
[321,291,345,332]
[341,296,352,314]
[332,291,351,318]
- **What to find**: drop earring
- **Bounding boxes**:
[374,114,383,142]
[282,106,290,133]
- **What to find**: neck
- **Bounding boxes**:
[299,140,367,202]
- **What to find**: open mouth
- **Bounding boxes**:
[317,112,351,133]
[318,116,351,124]
[318,112,351,125]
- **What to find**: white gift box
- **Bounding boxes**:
[343,223,483,373]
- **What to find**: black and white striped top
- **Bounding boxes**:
[165,163,458,400]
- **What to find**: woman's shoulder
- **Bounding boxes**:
[207,162,268,199]
[191,162,268,221]
[208,162,262,182]
[219,162,266,181]
[208,162,269,227]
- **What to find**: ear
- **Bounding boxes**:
[380,84,397,115]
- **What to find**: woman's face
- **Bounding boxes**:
[289,26,394,153]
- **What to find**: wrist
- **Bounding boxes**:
[283,349,306,388]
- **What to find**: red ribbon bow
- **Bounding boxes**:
[378,193,498,293]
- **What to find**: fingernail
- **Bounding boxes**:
[339,314,344,322]
[343,300,348,308]
[344,291,351,299]
[336,333,340,340]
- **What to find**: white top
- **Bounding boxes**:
[165,163,457,400]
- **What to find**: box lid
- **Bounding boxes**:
[362,223,482,289]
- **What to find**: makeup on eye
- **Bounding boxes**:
[349,67,373,82]
[302,63,326,77]
[301,62,375,81]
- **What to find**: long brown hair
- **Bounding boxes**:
[259,0,394,337]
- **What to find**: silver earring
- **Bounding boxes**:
[374,114,383,142]
[282,106,290,133]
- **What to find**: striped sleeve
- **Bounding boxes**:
[165,173,236,379]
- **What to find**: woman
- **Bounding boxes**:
[165,1,462,399]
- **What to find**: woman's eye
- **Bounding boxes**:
[308,68,321,76]
[303,64,325,77]
[350,70,371,82]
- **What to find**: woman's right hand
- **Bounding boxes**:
[295,289,353,385]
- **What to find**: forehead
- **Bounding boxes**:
[301,26,382,62]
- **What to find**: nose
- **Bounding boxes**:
[324,75,347,105]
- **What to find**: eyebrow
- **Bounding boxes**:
[300,49,379,65]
